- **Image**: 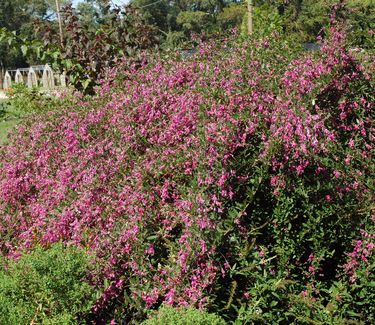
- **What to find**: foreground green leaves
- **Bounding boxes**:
[0,243,98,324]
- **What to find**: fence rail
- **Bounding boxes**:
[1,64,66,91]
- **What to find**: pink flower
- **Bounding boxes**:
[270,175,279,187]
[165,289,176,305]
[145,245,155,255]
[333,170,341,179]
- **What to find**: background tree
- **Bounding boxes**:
[340,0,375,48]
[259,0,374,46]
[217,3,246,30]
[130,0,229,47]
[0,0,70,69]
[76,0,116,30]
[241,2,282,37]
[131,0,171,33]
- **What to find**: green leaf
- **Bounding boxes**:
[347,310,361,317]
[270,300,278,307]
[52,51,60,60]
[65,59,73,70]
[82,79,91,90]
[21,45,28,56]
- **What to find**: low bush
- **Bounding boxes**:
[5,83,72,117]
[143,305,225,325]
[0,243,97,324]
[0,84,74,145]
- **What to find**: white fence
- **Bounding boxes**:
[1,64,66,90]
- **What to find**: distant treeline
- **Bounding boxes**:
[1,0,374,69]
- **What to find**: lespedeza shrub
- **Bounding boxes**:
[0,18,373,323]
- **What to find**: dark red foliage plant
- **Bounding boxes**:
[33,4,158,94]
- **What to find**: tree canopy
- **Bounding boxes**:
[0,0,70,68]
[0,0,374,69]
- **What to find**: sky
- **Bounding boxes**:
[71,0,129,7]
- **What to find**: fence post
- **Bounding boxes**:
[3,71,12,90]
[42,64,55,89]
[27,67,38,89]
[60,71,67,87]
[15,69,23,84]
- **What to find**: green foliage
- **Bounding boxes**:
[345,255,375,321]
[131,0,225,45]
[132,0,172,32]
[142,306,226,325]
[0,98,18,145]
[164,31,187,48]
[0,0,69,68]
[5,83,43,117]
[271,0,375,46]
[0,118,18,145]
[76,0,117,31]
[33,4,158,94]
[0,243,97,324]
[229,239,375,324]
[0,4,159,94]
[177,11,210,33]
[4,83,71,117]
[241,4,283,37]
[217,4,246,30]
[0,83,46,144]
[0,84,73,145]
[345,0,375,48]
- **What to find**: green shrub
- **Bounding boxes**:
[6,83,69,117]
[163,31,187,49]
[143,306,225,325]
[0,243,97,324]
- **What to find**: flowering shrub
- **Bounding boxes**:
[0,23,373,323]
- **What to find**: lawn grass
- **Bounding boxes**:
[0,99,20,145]
[0,119,18,144]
